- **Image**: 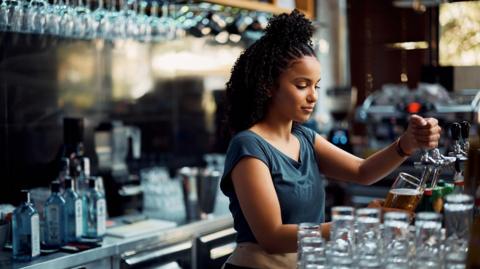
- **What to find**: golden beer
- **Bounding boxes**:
[384,188,422,212]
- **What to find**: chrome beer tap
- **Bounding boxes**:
[449,122,468,161]
[415,148,456,189]
[450,122,466,158]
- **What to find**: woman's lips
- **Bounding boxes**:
[301,106,314,113]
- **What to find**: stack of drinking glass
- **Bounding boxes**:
[297,193,474,269]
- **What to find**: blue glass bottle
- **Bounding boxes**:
[12,190,40,261]
[44,181,66,248]
[75,156,90,197]
[83,177,106,239]
[58,157,70,191]
[63,177,83,243]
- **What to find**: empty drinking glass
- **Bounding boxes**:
[444,193,474,268]
[300,236,325,269]
[414,212,442,268]
[355,208,382,268]
[383,211,411,269]
[327,206,355,268]
[298,222,321,269]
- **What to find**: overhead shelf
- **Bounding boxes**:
[199,0,314,18]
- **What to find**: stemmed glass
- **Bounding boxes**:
[158,0,176,40]
[59,0,75,37]
[45,0,61,35]
[124,0,139,39]
[0,0,9,30]
[92,0,110,39]
[9,0,25,32]
[73,0,93,39]
[26,0,48,34]
[135,0,150,42]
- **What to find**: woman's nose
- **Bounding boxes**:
[307,87,318,103]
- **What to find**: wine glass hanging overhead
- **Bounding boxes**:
[0,0,275,43]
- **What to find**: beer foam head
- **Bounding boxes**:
[390,188,421,195]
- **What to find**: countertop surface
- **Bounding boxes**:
[0,213,234,269]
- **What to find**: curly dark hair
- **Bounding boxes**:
[224,9,316,135]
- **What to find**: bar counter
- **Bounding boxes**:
[0,214,234,269]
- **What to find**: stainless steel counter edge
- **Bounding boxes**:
[6,215,234,269]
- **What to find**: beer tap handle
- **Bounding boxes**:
[460,121,471,153]
[450,122,461,141]
[460,121,471,141]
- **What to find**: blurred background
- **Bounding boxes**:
[1,0,480,267]
[1,0,480,208]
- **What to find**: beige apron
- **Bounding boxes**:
[222,242,297,269]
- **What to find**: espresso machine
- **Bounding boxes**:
[95,121,142,217]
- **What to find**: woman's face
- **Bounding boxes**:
[268,55,321,123]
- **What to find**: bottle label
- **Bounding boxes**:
[75,199,83,237]
[31,214,40,257]
[96,199,106,236]
[46,204,61,244]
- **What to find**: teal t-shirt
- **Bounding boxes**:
[220,124,326,243]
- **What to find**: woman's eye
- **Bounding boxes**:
[296,85,308,89]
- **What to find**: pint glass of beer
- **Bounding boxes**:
[384,172,423,212]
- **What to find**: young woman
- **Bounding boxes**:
[220,10,441,268]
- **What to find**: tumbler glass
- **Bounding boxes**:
[326,206,355,268]
[383,211,410,269]
[355,208,382,269]
[384,172,423,212]
[444,193,474,268]
[298,222,321,269]
[414,212,442,268]
[300,236,325,269]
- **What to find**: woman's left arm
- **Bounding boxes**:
[315,115,441,185]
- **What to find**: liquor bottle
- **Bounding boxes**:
[63,177,83,243]
[58,157,70,191]
[62,118,89,196]
[83,177,106,239]
[12,190,40,261]
[44,181,66,248]
[75,157,90,197]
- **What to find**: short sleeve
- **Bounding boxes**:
[294,124,317,146]
[220,133,270,195]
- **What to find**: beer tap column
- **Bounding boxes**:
[450,122,466,157]
[416,148,455,189]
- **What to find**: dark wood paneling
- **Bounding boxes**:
[348,0,434,105]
